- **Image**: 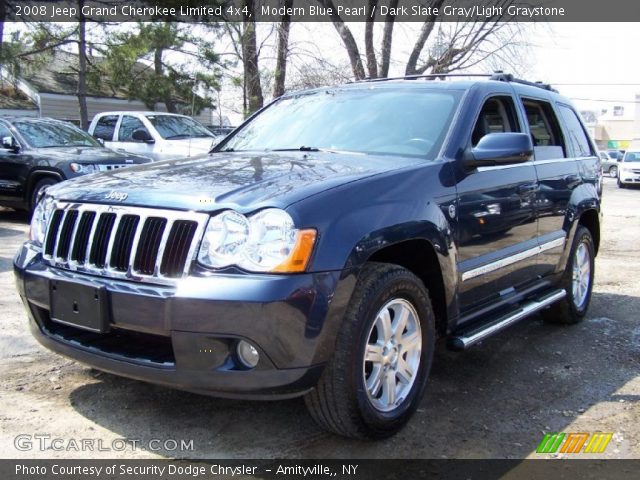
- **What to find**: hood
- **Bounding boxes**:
[48,151,418,212]
[31,146,150,164]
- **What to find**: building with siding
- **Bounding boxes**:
[0,50,214,126]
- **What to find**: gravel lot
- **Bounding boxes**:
[0,176,638,459]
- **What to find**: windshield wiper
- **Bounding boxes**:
[165,134,192,139]
[270,146,320,152]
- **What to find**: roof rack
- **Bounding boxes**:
[351,71,558,93]
[351,73,495,84]
[489,72,558,93]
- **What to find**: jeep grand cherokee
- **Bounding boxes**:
[14,73,602,439]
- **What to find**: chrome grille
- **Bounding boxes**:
[97,164,132,172]
[43,203,209,284]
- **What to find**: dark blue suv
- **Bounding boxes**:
[14,74,602,439]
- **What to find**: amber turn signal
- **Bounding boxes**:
[271,229,317,273]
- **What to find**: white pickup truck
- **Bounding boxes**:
[88,111,219,161]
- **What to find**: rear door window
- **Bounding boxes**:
[93,115,119,141]
[522,100,566,160]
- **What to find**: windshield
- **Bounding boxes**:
[14,120,99,148]
[146,115,214,140]
[221,88,461,158]
[623,151,640,162]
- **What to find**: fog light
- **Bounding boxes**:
[236,340,259,368]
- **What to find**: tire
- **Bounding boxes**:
[617,177,626,188]
[30,178,58,212]
[609,165,618,178]
[304,262,436,439]
[542,226,595,325]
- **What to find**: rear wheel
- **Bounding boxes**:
[542,226,595,325]
[609,165,618,177]
[304,262,436,439]
[30,178,58,212]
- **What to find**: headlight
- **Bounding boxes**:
[197,208,317,273]
[70,163,97,173]
[197,210,250,267]
[29,195,55,246]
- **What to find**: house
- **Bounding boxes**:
[0,49,214,125]
[581,102,637,151]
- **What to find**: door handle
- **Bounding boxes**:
[517,183,538,194]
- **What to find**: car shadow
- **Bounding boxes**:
[66,290,638,459]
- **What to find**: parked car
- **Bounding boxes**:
[601,150,621,177]
[88,112,217,161]
[15,74,602,439]
[0,117,151,212]
[617,150,640,187]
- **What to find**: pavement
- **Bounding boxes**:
[0,176,638,459]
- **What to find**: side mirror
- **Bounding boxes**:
[95,137,105,146]
[132,129,154,143]
[464,132,533,168]
[1,136,20,153]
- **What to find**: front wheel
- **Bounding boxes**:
[304,262,435,439]
[542,226,595,325]
[617,177,626,188]
[609,165,618,178]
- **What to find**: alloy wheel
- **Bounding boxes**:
[363,298,422,412]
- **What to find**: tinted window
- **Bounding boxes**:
[146,115,213,139]
[13,120,99,148]
[471,96,520,146]
[222,88,461,158]
[523,100,566,160]
[558,105,594,157]
[93,115,118,141]
[118,116,149,142]
[0,124,12,142]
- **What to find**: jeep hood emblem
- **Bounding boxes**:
[106,191,128,201]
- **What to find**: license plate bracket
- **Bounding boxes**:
[50,280,109,333]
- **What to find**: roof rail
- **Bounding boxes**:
[489,72,558,93]
[350,71,558,93]
[351,73,495,84]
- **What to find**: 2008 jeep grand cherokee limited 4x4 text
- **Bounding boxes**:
[14,73,602,439]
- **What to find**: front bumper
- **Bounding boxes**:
[619,170,640,184]
[14,243,355,400]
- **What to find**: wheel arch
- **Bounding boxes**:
[578,208,600,255]
[26,170,64,204]
[364,238,455,336]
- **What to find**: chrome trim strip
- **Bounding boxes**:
[539,237,565,253]
[42,202,209,286]
[451,289,567,349]
[461,237,566,282]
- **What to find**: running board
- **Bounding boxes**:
[448,289,567,351]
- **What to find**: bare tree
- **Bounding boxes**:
[77,0,89,129]
[241,0,263,115]
[273,0,294,98]
[320,0,526,80]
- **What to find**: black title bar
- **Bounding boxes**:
[4,0,640,22]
